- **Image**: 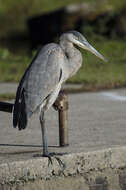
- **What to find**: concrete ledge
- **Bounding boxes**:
[1,146,126,189]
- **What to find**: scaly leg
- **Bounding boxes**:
[39,110,65,168]
[39,111,49,156]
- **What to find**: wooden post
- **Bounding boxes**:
[53,91,69,147]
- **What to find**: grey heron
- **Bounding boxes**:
[13,31,106,158]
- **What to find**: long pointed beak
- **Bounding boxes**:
[79,40,107,62]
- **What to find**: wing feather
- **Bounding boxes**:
[13,43,65,128]
[22,43,64,115]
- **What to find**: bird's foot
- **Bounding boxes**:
[43,152,53,166]
[54,156,65,169]
[43,152,65,169]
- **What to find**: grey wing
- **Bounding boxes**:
[13,43,64,129]
[22,44,64,116]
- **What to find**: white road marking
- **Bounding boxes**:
[100,92,126,101]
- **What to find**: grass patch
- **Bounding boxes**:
[0,93,15,101]
[68,39,126,89]
[0,39,126,91]
[0,49,30,82]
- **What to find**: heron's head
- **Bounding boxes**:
[63,30,106,62]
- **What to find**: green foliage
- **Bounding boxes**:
[0,0,125,15]
[0,0,82,15]
[0,39,126,92]
[0,48,9,59]
[0,0,126,38]
[0,93,15,101]
[0,48,30,82]
[68,39,126,89]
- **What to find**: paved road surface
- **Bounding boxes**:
[0,83,126,164]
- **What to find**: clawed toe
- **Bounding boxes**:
[43,153,65,168]
[54,156,65,169]
[43,153,53,166]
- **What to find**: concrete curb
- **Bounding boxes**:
[1,146,126,189]
[0,83,83,94]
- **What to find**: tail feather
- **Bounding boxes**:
[13,87,21,128]
[13,100,20,128]
[13,88,27,130]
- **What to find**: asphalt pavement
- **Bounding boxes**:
[0,83,126,164]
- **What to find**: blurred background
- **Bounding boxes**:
[0,0,126,95]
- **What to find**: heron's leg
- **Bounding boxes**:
[39,111,49,156]
[39,110,65,168]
